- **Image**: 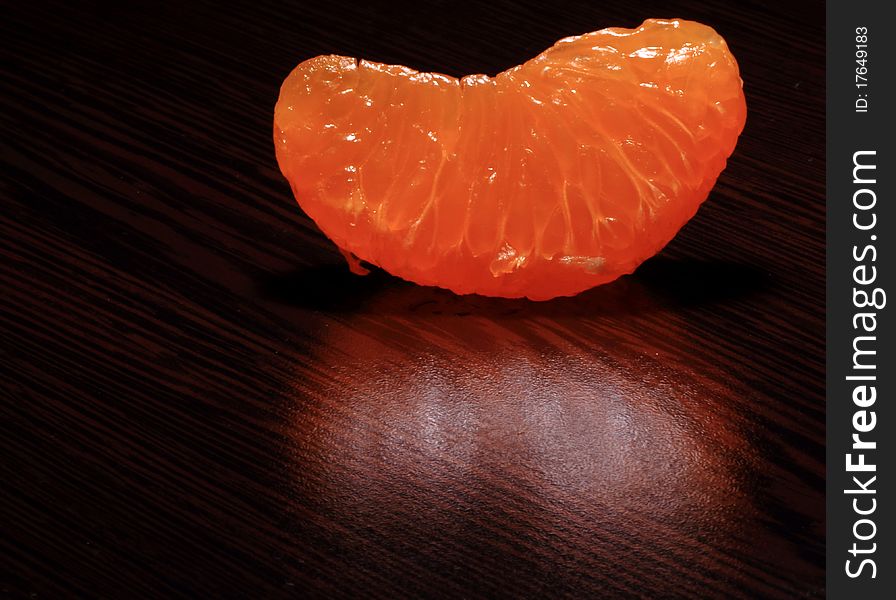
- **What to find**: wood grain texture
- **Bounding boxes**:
[2,0,824,597]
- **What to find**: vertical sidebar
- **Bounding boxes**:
[827,1,894,597]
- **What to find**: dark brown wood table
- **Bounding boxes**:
[2,1,824,597]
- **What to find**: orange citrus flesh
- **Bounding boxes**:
[274,18,747,300]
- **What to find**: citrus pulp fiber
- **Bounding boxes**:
[274,19,747,300]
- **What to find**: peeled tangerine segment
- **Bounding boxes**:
[274,18,747,300]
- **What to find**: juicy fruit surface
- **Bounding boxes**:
[274,19,747,300]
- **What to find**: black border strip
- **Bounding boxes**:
[827,1,893,596]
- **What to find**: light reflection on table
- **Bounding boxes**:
[282,308,774,595]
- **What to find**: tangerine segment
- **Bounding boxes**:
[274,18,747,300]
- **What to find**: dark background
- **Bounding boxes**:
[2,1,824,597]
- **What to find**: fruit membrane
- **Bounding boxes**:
[274,18,747,300]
